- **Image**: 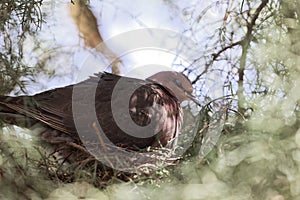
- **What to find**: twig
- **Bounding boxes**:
[92,121,107,152]
[237,0,269,113]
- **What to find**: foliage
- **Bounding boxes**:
[0,0,300,199]
[0,0,43,94]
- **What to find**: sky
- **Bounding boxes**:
[20,0,228,97]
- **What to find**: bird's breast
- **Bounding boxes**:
[94,82,182,149]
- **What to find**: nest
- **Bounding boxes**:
[31,102,207,187]
[0,99,226,190]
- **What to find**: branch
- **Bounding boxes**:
[192,0,269,85]
[237,0,269,113]
[191,40,242,84]
[243,0,269,47]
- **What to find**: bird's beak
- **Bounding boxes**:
[186,92,201,106]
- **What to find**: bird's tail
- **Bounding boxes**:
[0,95,36,128]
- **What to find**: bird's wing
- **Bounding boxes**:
[0,73,112,134]
[1,72,181,149]
[29,72,128,134]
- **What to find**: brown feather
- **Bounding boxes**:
[0,72,182,151]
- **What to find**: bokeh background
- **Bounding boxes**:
[0,0,300,199]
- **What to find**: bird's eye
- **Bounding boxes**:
[175,79,182,87]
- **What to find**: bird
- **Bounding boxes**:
[0,71,196,160]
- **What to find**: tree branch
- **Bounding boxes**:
[192,0,269,89]
[191,41,242,85]
[237,0,269,113]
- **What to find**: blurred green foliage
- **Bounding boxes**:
[0,0,43,94]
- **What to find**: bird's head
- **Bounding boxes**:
[147,71,198,104]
